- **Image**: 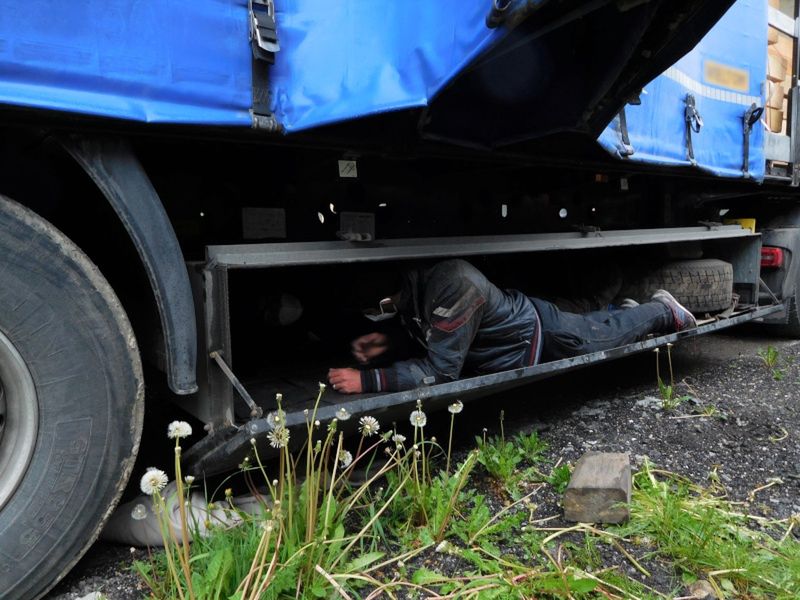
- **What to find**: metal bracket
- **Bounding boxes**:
[742,103,763,178]
[684,93,703,166]
[210,350,263,419]
[249,0,279,63]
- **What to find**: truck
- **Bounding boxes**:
[1,0,798,597]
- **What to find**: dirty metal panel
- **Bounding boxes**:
[207,226,756,269]
[184,303,783,475]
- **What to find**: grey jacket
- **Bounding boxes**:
[360,259,542,392]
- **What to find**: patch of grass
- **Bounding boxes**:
[136,386,800,600]
[758,345,789,380]
[614,459,800,599]
[475,432,523,485]
[546,464,572,494]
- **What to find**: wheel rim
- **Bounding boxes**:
[0,328,38,511]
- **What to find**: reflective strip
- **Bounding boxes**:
[662,67,761,107]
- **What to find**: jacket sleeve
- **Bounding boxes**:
[360,274,486,392]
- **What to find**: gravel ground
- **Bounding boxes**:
[45,329,800,599]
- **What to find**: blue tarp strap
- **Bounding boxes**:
[742,103,764,179]
[616,107,635,158]
[684,93,703,166]
[249,0,280,131]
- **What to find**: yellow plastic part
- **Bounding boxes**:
[724,218,756,233]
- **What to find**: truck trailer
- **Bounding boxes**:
[1,0,799,597]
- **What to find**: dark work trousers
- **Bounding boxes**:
[529,298,673,362]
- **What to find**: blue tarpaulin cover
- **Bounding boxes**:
[268,0,502,132]
[0,0,501,129]
[0,0,253,125]
[598,0,767,180]
[0,0,771,181]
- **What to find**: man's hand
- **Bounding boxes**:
[328,368,363,394]
[351,332,389,364]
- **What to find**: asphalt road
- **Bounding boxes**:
[44,327,800,600]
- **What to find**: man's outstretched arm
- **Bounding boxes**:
[329,275,486,393]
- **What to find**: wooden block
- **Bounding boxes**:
[768,26,779,46]
[563,452,631,524]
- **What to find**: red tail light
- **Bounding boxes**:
[761,246,784,268]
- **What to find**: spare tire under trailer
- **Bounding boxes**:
[621,259,734,314]
[0,195,144,600]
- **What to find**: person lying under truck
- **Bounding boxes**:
[327,259,696,394]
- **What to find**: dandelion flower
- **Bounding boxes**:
[267,409,286,429]
[359,415,380,437]
[131,503,148,520]
[335,407,351,421]
[267,425,290,449]
[140,468,168,495]
[392,434,406,444]
[167,421,192,439]
[448,400,463,414]
[409,409,427,428]
[338,449,353,468]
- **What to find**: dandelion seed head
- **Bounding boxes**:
[448,400,464,414]
[167,421,192,439]
[430,436,437,443]
[185,475,195,485]
[335,407,351,421]
[319,382,327,392]
[130,547,136,554]
[303,409,309,416]
[314,419,321,427]
[131,503,147,520]
[359,415,380,437]
[250,437,257,445]
[338,449,353,468]
[267,425,290,448]
[272,479,278,487]
[139,468,168,496]
[392,434,406,444]
[409,409,427,428]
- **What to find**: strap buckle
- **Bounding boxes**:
[249,0,279,63]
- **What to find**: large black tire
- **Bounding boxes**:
[0,196,144,600]
[621,259,733,313]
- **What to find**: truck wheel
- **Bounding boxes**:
[621,259,733,313]
[0,195,144,600]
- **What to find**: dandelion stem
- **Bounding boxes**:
[446,413,455,475]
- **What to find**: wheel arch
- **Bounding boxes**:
[58,134,198,395]
[0,128,197,395]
